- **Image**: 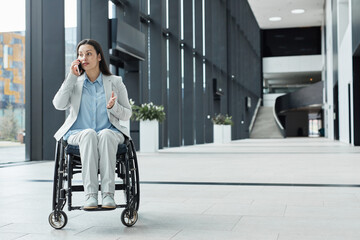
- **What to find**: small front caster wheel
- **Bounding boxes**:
[121,209,138,227]
[48,210,68,229]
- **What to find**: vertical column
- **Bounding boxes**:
[195,0,204,144]
[150,0,166,148]
[353,1,360,146]
[235,24,241,139]
[213,70,220,114]
[168,0,181,147]
[217,2,228,115]
[139,19,149,104]
[78,0,109,63]
[238,31,245,139]
[149,1,163,104]
[220,72,228,114]
[161,0,168,148]
[183,0,194,145]
[25,0,65,160]
[123,1,141,149]
[137,0,148,108]
[353,56,360,145]
[204,0,213,143]
[227,0,235,139]
[332,0,339,140]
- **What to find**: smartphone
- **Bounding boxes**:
[76,62,83,75]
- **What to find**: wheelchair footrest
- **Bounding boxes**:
[83,206,116,211]
[78,204,127,211]
[71,184,125,192]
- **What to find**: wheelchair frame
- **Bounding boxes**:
[48,138,140,229]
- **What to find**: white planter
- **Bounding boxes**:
[139,120,159,152]
[223,125,231,143]
[213,124,231,144]
[213,125,223,144]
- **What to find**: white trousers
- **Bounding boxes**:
[68,129,125,196]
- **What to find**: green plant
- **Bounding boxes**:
[212,113,233,125]
[0,104,19,141]
[131,101,166,123]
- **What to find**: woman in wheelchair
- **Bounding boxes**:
[53,39,132,210]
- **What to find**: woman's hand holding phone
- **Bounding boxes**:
[71,59,82,76]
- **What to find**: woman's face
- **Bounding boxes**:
[78,44,101,72]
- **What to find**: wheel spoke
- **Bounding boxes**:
[121,209,138,227]
[49,211,67,229]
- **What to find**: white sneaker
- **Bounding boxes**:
[84,194,98,209]
[102,193,116,209]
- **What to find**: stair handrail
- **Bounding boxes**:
[249,98,262,133]
[273,98,286,138]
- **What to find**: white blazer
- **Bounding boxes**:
[53,73,132,141]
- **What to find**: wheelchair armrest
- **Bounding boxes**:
[61,138,68,147]
[124,137,130,147]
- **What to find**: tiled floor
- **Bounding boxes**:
[1,138,360,239]
[0,141,24,164]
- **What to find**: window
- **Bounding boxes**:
[65,0,77,75]
[0,0,26,163]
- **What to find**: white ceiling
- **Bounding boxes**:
[247,0,325,91]
[247,0,325,29]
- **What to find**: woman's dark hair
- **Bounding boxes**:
[76,39,112,76]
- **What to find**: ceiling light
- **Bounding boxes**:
[269,17,282,22]
[291,9,305,14]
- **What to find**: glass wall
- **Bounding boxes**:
[0,0,26,164]
[65,0,77,75]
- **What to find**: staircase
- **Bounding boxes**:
[250,107,283,139]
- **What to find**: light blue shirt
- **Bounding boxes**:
[63,73,119,140]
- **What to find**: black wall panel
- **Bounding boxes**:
[332,0,339,140]
[226,0,262,139]
[353,57,360,145]
[26,0,65,160]
[204,1,213,143]
[183,0,194,145]
[262,27,321,57]
[194,0,204,144]
[149,0,166,148]
[352,0,360,55]
[352,0,360,145]
[168,0,182,147]
[114,0,262,146]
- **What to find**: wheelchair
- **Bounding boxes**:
[48,137,140,229]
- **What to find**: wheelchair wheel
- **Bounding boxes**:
[120,161,139,209]
[129,140,140,210]
[49,210,68,229]
[52,141,61,210]
[52,141,67,212]
[50,140,68,231]
[121,209,138,227]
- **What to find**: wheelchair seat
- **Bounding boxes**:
[65,143,128,158]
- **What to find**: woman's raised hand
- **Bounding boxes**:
[107,91,117,109]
